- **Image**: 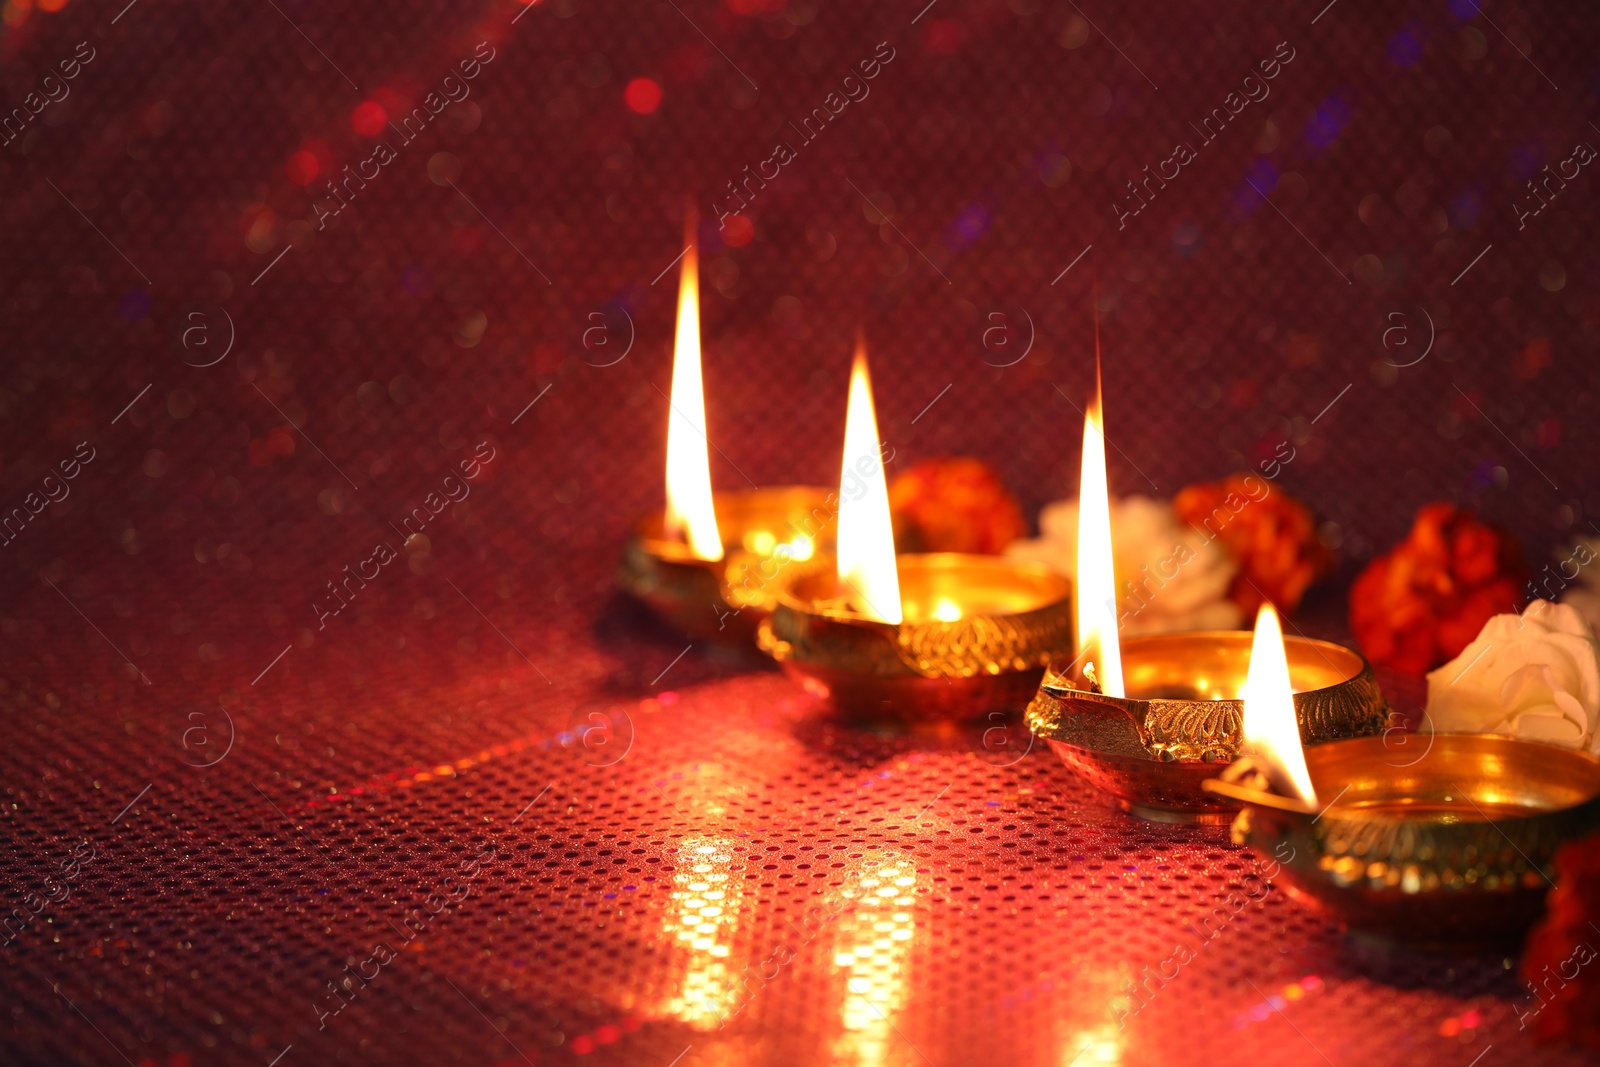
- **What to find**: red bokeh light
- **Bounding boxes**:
[722,215,754,247]
[285,150,319,185]
[350,101,387,137]
[623,78,662,115]
[247,426,297,467]
[1227,378,1260,409]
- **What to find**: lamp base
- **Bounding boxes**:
[619,486,834,642]
[761,553,1074,721]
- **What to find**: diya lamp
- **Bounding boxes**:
[1204,605,1600,947]
[620,209,832,642]
[758,339,1074,720]
[1028,347,1388,822]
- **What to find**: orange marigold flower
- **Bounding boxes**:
[888,457,1028,555]
[1173,473,1333,616]
[1348,503,1525,677]
[1519,833,1600,1047]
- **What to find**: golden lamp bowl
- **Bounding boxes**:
[758,553,1074,721]
[1028,631,1390,823]
[619,486,834,642]
[1206,734,1600,948]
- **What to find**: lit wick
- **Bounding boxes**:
[1075,306,1125,697]
[663,204,722,561]
[1240,603,1320,807]
[835,337,902,624]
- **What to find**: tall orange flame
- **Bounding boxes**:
[1241,604,1320,807]
[836,339,902,624]
[1075,317,1124,696]
[663,208,723,561]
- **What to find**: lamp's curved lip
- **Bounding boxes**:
[773,552,1074,628]
[630,485,834,560]
[1040,629,1369,704]
[1207,732,1600,826]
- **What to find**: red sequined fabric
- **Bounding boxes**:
[1,1,1597,1064]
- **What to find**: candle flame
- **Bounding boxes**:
[1241,603,1320,807]
[1075,345,1124,696]
[663,212,722,561]
[836,340,902,624]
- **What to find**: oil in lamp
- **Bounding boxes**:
[758,339,1074,720]
[620,208,832,642]
[1205,604,1600,947]
[1028,339,1387,821]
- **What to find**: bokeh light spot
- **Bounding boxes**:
[624,77,662,114]
[1303,95,1351,153]
[1387,22,1428,68]
[722,214,754,247]
[119,289,152,322]
[351,101,387,137]
[427,152,461,186]
[951,203,989,244]
[286,150,319,185]
[1172,223,1202,255]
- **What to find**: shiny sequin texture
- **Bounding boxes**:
[1,0,1598,1064]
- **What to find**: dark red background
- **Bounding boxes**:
[0,1,1596,1065]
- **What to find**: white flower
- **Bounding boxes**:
[1425,599,1600,752]
[1554,536,1600,638]
[1005,494,1242,635]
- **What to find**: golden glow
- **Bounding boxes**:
[1075,382,1124,697]
[1065,1024,1125,1065]
[661,836,743,1028]
[742,530,815,562]
[932,597,963,622]
[1241,604,1319,807]
[663,219,723,562]
[835,342,902,624]
[831,859,916,1067]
